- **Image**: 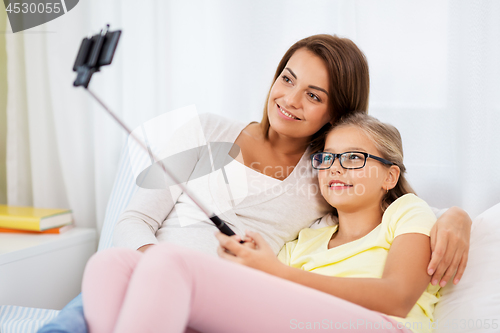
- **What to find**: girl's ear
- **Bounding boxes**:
[384,165,400,191]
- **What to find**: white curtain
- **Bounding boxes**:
[2,0,499,238]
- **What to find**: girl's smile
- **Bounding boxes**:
[328,179,353,190]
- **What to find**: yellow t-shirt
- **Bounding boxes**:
[278,194,441,333]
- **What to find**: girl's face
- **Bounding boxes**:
[267,48,331,140]
[318,125,399,213]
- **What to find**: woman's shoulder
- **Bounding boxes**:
[198,113,247,130]
[194,113,248,143]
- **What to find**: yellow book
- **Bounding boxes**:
[0,205,73,232]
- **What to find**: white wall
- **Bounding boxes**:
[3,0,499,233]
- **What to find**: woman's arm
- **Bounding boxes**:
[114,114,217,251]
[113,186,181,250]
[217,231,431,318]
[428,206,472,286]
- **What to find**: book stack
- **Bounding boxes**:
[0,205,74,234]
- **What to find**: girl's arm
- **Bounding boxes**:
[428,206,472,287]
[216,231,431,318]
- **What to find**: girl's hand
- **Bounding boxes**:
[215,230,286,277]
[428,206,472,287]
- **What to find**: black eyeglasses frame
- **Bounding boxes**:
[310,151,395,170]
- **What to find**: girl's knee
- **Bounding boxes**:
[147,243,194,258]
[143,243,208,272]
[86,247,140,272]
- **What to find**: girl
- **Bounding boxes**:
[82,113,440,333]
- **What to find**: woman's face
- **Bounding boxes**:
[318,125,396,213]
[267,48,331,140]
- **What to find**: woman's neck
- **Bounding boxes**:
[334,203,383,243]
[266,126,310,157]
[234,123,308,180]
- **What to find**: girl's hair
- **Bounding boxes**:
[329,113,415,212]
[260,34,370,152]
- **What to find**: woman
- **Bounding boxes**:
[114,34,470,287]
[82,113,439,332]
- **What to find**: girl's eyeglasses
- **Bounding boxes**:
[311,151,394,170]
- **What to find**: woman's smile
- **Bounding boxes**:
[277,104,301,120]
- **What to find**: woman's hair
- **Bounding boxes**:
[260,34,370,152]
[329,113,415,212]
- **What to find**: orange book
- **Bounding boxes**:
[0,224,75,234]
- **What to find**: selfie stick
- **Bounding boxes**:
[72,24,237,238]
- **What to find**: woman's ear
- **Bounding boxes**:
[384,165,400,191]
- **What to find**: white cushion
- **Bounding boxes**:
[0,306,59,333]
[433,202,500,333]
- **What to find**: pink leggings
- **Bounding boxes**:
[82,243,411,333]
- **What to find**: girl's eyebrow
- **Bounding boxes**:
[284,67,329,96]
[323,147,367,153]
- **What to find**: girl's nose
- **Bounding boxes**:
[330,158,343,174]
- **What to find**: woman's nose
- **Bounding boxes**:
[284,88,301,109]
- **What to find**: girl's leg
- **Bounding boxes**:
[81,248,142,333]
[113,243,412,333]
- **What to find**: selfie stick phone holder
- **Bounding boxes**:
[72,24,238,239]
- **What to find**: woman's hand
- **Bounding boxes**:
[137,244,154,253]
[215,230,287,277]
[428,206,472,287]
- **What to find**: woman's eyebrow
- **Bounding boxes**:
[285,67,297,79]
[285,67,329,96]
[310,85,329,96]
